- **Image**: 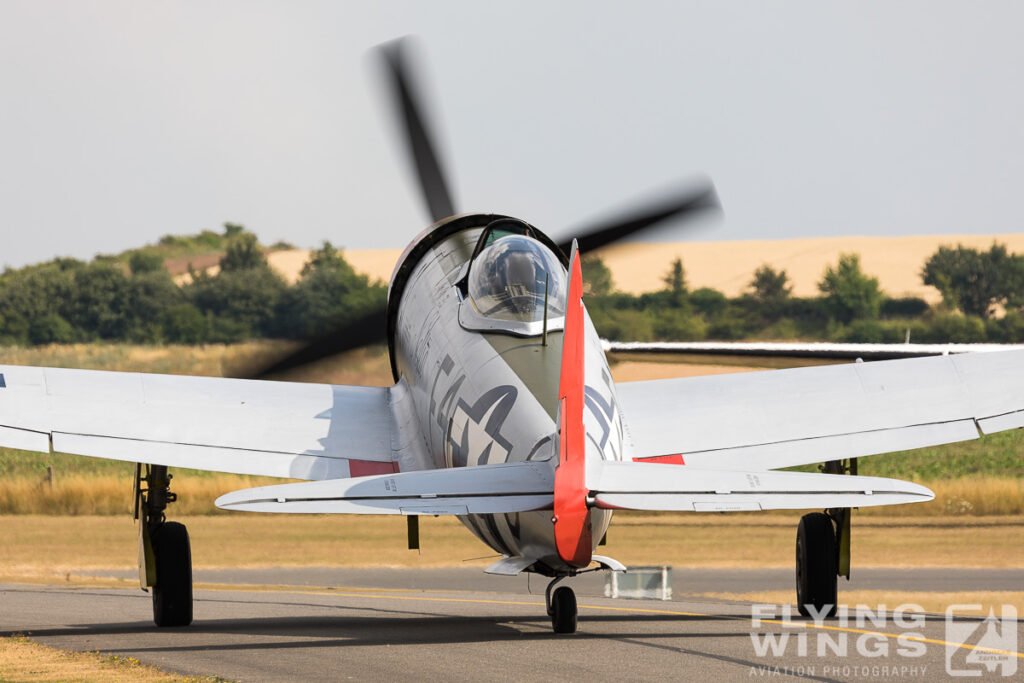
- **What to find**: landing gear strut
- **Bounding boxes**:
[135,464,193,627]
[546,576,577,634]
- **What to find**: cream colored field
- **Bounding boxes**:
[4,515,1023,585]
[257,233,1024,300]
[593,234,1024,299]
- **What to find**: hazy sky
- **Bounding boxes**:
[2,1,1022,268]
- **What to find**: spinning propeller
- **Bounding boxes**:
[249,38,720,378]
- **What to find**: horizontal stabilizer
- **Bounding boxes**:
[590,461,933,512]
[216,461,554,515]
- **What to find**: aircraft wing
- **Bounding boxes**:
[616,349,1024,470]
[0,365,418,480]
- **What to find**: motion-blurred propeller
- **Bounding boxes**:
[245,38,721,380]
[250,307,388,379]
[556,182,719,256]
[380,38,457,224]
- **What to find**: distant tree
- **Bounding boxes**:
[659,257,689,309]
[662,258,687,296]
[223,222,246,238]
[921,243,1024,319]
[748,265,792,305]
[0,259,83,327]
[299,241,344,277]
[188,266,287,338]
[278,242,386,339]
[220,233,267,272]
[880,297,929,319]
[587,308,656,341]
[161,303,208,344]
[125,271,185,341]
[128,250,165,275]
[818,253,883,323]
[582,255,613,297]
[64,262,133,340]
[652,309,707,341]
[197,230,223,248]
[28,312,77,345]
[689,287,728,316]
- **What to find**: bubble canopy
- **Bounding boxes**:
[466,235,567,326]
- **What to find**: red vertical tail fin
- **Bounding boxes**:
[553,243,593,568]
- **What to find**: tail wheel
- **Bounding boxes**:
[795,512,837,618]
[152,521,193,627]
[550,586,578,634]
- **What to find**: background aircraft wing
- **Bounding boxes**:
[616,349,1024,470]
[0,365,416,480]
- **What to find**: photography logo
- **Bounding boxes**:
[945,605,1018,677]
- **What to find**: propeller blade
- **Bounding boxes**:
[245,306,389,379]
[380,39,457,223]
[557,182,720,255]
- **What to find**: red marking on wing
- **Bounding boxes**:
[553,249,593,568]
[348,460,400,477]
[634,454,686,466]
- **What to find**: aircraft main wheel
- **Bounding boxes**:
[152,521,193,627]
[550,586,577,634]
[795,512,837,618]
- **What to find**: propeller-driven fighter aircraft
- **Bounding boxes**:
[3,41,1024,634]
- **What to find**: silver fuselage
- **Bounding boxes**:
[387,215,626,574]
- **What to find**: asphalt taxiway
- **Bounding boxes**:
[2,569,1021,682]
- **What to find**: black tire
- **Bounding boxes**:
[795,512,837,618]
[551,586,577,634]
[152,521,193,627]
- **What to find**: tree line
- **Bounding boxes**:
[584,242,1024,344]
[0,226,385,346]
[2,228,1023,346]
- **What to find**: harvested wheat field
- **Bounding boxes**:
[249,233,1024,301]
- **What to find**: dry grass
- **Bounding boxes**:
[2,474,1019,516]
[0,343,272,378]
[0,342,394,387]
[0,514,492,577]
[2,514,1023,583]
[698,591,1024,616]
[858,477,1024,516]
[0,635,218,682]
[0,474,285,515]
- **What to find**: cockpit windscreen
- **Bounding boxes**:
[467,236,567,323]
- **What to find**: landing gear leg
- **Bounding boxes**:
[546,576,577,634]
[795,512,837,618]
[135,464,193,627]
